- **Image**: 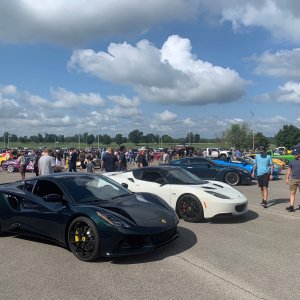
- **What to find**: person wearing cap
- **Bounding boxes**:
[285,150,300,212]
[251,146,274,208]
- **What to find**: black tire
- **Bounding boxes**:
[176,194,204,223]
[224,171,240,186]
[68,216,100,262]
[7,165,15,173]
[219,154,227,161]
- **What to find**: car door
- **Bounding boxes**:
[16,179,70,243]
[183,161,219,180]
[130,169,172,205]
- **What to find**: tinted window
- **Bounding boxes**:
[62,175,131,203]
[141,171,163,182]
[24,179,36,192]
[33,180,64,198]
[161,168,207,185]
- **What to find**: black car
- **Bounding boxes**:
[0,173,179,261]
[168,157,252,186]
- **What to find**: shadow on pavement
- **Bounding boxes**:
[207,209,259,224]
[110,226,197,265]
[267,198,289,208]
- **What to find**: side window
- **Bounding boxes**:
[33,180,63,198]
[132,168,142,179]
[141,171,163,182]
[25,179,36,193]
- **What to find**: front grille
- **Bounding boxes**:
[117,226,178,251]
[150,226,177,246]
[235,203,246,212]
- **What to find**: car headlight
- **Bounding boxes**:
[96,210,132,228]
[205,191,230,199]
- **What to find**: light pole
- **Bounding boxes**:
[250,111,255,150]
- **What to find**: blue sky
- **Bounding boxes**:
[1,0,300,139]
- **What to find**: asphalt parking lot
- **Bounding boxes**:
[0,168,299,300]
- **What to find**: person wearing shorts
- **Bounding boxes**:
[285,151,300,212]
[251,146,274,208]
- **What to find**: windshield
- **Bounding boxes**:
[63,175,131,203]
[161,168,207,185]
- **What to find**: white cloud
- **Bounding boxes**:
[0,85,17,96]
[26,88,105,109]
[69,35,247,105]
[0,0,198,45]
[183,117,196,126]
[255,81,300,104]
[277,82,300,103]
[155,110,178,122]
[107,95,140,107]
[253,48,300,80]
[215,0,300,43]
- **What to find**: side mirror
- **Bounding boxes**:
[43,194,62,202]
[122,183,129,189]
[155,178,166,185]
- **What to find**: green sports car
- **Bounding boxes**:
[0,173,179,262]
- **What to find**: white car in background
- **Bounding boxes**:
[104,166,248,223]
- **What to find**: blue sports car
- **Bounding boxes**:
[213,157,280,179]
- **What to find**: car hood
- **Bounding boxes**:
[197,180,247,199]
[82,193,176,227]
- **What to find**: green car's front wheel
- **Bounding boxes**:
[68,216,100,262]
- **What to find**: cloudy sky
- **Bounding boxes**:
[1,0,300,138]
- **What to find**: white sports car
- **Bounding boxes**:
[104,166,248,223]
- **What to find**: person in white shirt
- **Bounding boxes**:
[38,149,56,176]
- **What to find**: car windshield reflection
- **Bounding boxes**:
[162,168,207,185]
[63,175,131,203]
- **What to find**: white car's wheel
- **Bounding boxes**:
[176,194,204,223]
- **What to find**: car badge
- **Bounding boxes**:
[162,219,167,224]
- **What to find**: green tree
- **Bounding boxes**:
[194,134,200,143]
[274,124,300,148]
[162,134,174,143]
[102,134,111,145]
[114,133,124,146]
[128,129,143,145]
[86,134,95,145]
[143,133,157,144]
[254,132,270,149]
[223,123,251,149]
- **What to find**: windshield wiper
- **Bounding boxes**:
[111,193,132,200]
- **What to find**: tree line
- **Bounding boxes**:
[1,123,300,149]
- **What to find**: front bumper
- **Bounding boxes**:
[100,225,179,258]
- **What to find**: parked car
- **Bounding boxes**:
[105,166,248,223]
[1,156,34,173]
[0,173,179,261]
[213,157,281,179]
[246,153,290,167]
[167,157,252,186]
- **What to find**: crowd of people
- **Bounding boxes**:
[10,146,178,178]
[3,144,300,212]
